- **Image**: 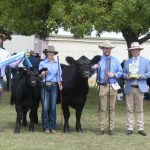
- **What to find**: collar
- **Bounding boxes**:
[102,55,111,59]
[132,56,140,60]
[44,58,57,63]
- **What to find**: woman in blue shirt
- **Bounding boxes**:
[39,46,63,134]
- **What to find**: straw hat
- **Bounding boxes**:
[43,46,58,55]
[128,42,143,50]
[98,40,115,49]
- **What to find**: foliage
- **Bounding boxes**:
[0,0,52,39]
[60,0,150,46]
[0,0,150,50]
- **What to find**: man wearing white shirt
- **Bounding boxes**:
[0,47,11,101]
[123,42,150,136]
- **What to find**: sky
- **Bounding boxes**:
[57,28,123,39]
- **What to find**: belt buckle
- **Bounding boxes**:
[46,82,53,86]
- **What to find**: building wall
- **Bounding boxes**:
[4,35,35,54]
[48,35,150,64]
[48,36,129,64]
[3,34,150,64]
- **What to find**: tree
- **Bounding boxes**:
[1,0,150,57]
[0,0,54,39]
[52,0,150,57]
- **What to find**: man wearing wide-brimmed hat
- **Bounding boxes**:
[96,40,123,135]
[123,42,150,136]
[39,45,62,134]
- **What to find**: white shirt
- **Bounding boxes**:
[0,48,11,60]
[131,56,140,85]
[0,48,11,77]
[132,56,140,65]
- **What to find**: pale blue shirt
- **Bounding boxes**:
[39,58,62,82]
[131,56,140,85]
[0,48,11,77]
[0,48,21,77]
[97,55,123,84]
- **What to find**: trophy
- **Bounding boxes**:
[129,64,139,78]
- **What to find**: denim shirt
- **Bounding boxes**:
[97,55,123,84]
[39,58,62,82]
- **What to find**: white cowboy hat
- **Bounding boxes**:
[128,42,143,50]
[43,46,58,55]
[98,40,115,49]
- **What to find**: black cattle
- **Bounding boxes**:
[58,55,101,133]
[11,67,40,133]
[5,67,18,90]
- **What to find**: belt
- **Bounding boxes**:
[41,82,56,86]
[99,83,109,86]
[45,82,55,86]
[131,85,139,88]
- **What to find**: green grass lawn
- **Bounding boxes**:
[0,88,150,150]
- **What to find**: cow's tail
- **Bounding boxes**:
[10,93,14,105]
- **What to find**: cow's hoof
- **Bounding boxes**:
[63,128,70,133]
[29,128,34,132]
[14,129,20,134]
[76,128,83,133]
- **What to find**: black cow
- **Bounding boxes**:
[11,67,40,133]
[59,55,101,133]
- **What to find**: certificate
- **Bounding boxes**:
[129,64,139,78]
[111,83,121,90]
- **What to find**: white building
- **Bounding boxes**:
[4,34,150,64]
[3,34,150,85]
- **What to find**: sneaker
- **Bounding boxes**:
[50,130,56,134]
[126,130,133,135]
[97,130,105,135]
[44,129,50,134]
[138,130,147,136]
[108,130,115,136]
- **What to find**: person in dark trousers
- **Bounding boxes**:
[39,46,63,134]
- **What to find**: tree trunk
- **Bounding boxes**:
[121,28,138,58]
[121,28,150,58]
[0,37,3,48]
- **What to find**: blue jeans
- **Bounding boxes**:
[41,84,58,130]
[0,78,4,101]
